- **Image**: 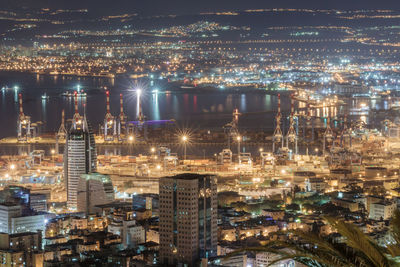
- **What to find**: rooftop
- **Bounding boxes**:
[0,232,39,238]
[165,173,215,180]
[81,172,111,183]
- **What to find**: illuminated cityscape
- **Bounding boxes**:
[1,1,400,267]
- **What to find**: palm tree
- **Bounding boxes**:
[235,210,400,267]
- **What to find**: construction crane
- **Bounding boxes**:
[302,96,315,146]
[323,116,334,156]
[340,115,352,148]
[57,110,67,140]
[285,93,298,155]
[117,93,130,141]
[55,109,67,154]
[103,91,116,141]
[223,108,240,150]
[272,94,283,153]
[17,93,32,142]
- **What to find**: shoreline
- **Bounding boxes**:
[0,70,293,95]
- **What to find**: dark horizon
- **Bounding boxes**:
[4,0,400,16]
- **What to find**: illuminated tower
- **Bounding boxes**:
[65,96,97,211]
[285,94,298,155]
[272,94,283,153]
[72,91,83,130]
[104,91,116,141]
[17,93,31,142]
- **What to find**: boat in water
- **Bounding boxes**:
[62,90,87,98]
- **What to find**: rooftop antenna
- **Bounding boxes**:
[72,91,82,130]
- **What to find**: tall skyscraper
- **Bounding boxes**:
[64,101,97,211]
[159,174,217,266]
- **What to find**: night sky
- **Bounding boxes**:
[4,0,400,15]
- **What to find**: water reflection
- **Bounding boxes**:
[193,95,198,112]
[264,94,271,109]
[14,87,18,103]
[1,89,5,113]
[136,96,140,118]
[172,95,178,115]
[240,94,246,111]
[41,98,47,122]
[183,94,189,113]
[152,93,160,121]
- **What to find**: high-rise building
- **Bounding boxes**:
[0,203,48,234]
[77,172,114,214]
[159,173,217,266]
[29,194,47,212]
[0,186,48,213]
[64,112,97,211]
[0,204,21,233]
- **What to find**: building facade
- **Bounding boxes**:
[0,204,21,234]
[0,204,47,234]
[369,200,397,220]
[0,232,43,267]
[30,194,47,212]
[77,173,114,214]
[159,174,217,266]
[64,118,97,211]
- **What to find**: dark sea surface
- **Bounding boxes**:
[0,71,287,139]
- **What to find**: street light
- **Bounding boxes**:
[236,136,241,156]
[51,149,55,165]
[150,147,156,161]
[9,164,15,180]
[182,135,188,160]
[128,136,134,156]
